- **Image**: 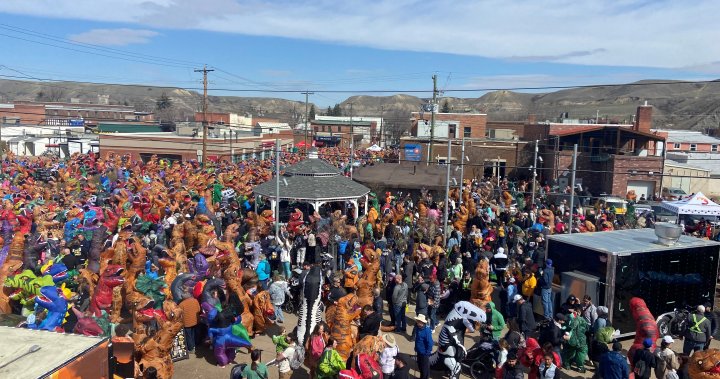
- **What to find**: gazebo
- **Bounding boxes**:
[253,149,371,220]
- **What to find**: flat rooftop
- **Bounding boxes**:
[549,228,720,255]
[0,326,107,379]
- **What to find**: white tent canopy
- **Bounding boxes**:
[660,192,720,216]
[367,144,382,152]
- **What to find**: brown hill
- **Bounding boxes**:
[1,78,719,130]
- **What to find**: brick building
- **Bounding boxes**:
[528,105,665,197]
[99,130,294,163]
[411,112,487,139]
[310,119,376,147]
[0,101,153,126]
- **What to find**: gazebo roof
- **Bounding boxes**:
[284,158,340,176]
[253,154,370,201]
[253,174,370,200]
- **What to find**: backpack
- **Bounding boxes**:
[310,335,326,360]
[289,346,304,370]
[355,353,383,379]
[230,363,247,379]
[634,358,650,379]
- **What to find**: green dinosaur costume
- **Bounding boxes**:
[563,313,590,370]
[4,270,56,316]
[135,274,167,309]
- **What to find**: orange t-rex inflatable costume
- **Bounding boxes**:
[356,249,381,308]
[330,293,362,361]
[470,260,493,309]
[252,287,275,335]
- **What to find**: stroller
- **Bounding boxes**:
[282,268,304,314]
[429,329,498,379]
[461,332,499,379]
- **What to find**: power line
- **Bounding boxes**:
[0,24,199,69]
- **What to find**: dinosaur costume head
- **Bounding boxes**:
[41,261,69,283]
[689,349,720,379]
[30,286,68,331]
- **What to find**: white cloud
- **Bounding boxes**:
[68,28,158,46]
[1,0,720,69]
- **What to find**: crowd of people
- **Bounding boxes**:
[0,146,715,379]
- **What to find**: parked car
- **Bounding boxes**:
[650,203,678,223]
[633,203,653,216]
[662,187,688,201]
[592,196,628,215]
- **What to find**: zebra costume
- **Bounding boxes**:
[429,301,486,379]
[294,265,324,359]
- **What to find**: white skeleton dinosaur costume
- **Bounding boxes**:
[430,301,487,379]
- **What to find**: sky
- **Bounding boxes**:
[0,0,719,107]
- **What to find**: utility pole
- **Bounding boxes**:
[349,102,354,179]
[428,74,438,165]
[302,91,314,150]
[379,106,384,147]
[443,138,452,247]
[568,144,578,234]
[229,131,234,163]
[195,65,214,168]
[531,139,539,207]
[275,138,281,239]
[459,137,465,195]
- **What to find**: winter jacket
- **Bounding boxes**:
[599,351,630,379]
[521,273,537,298]
[517,301,536,334]
[392,282,408,305]
[539,321,565,348]
[582,303,598,326]
[685,311,712,344]
[654,347,680,379]
[632,348,657,379]
[318,348,346,379]
[268,280,291,306]
[256,259,271,281]
[499,364,524,379]
[414,325,433,356]
[486,301,506,340]
[538,361,558,379]
[539,266,554,289]
[414,283,429,316]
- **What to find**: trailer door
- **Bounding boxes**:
[612,246,719,335]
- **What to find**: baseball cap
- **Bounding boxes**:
[643,338,654,348]
[662,335,674,344]
[513,294,523,303]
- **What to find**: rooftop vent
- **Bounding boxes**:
[654,222,683,246]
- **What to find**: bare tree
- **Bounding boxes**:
[46,87,66,102]
[382,108,412,145]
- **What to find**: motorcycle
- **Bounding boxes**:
[656,305,694,337]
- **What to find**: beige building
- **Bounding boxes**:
[662,159,713,196]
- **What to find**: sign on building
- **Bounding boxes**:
[404,144,422,162]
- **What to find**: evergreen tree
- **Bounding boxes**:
[332,103,342,116]
[156,92,172,110]
[441,99,450,113]
[326,106,332,116]
[309,104,316,120]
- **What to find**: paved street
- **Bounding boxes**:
[174,302,707,379]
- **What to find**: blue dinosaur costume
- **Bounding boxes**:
[28,286,68,332]
[41,262,69,284]
[208,308,252,367]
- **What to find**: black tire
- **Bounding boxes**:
[657,315,671,336]
[470,361,491,379]
[283,301,296,314]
